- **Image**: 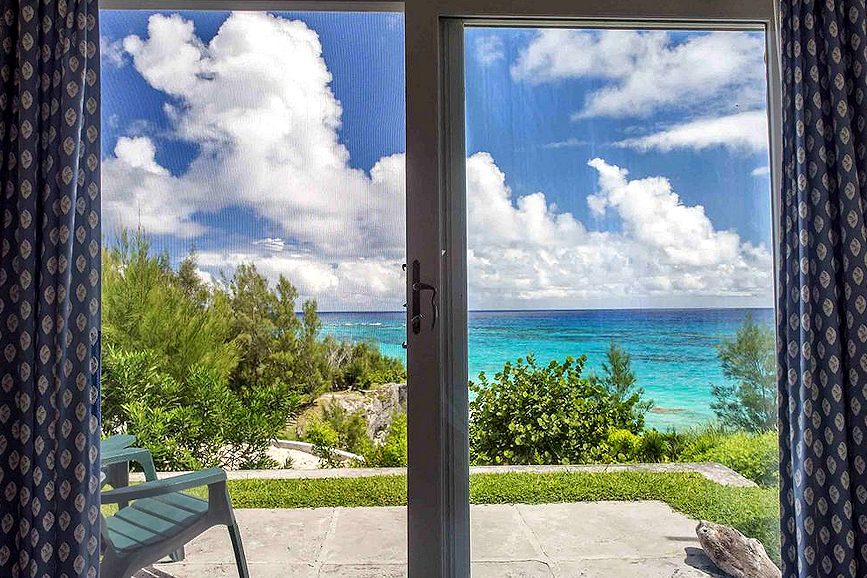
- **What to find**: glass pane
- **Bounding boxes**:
[100,10,409,574]
[465,26,778,575]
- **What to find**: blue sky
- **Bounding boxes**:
[464,28,771,248]
[100,11,773,311]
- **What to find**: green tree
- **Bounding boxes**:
[469,355,636,465]
[223,263,282,386]
[102,230,239,382]
[221,265,335,397]
[293,299,332,396]
[333,341,407,390]
[176,251,209,307]
[594,341,652,433]
[711,314,777,432]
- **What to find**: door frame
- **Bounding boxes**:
[404,0,781,575]
[98,0,782,575]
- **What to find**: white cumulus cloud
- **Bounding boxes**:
[103,12,407,309]
[466,153,773,309]
[510,29,766,119]
[107,12,405,260]
[104,13,772,310]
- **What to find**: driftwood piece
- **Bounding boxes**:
[696,520,781,578]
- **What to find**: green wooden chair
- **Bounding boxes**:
[100,435,186,563]
[100,467,249,578]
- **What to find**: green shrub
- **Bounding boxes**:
[682,429,779,486]
[660,430,689,459]
[365,413,408,467]
[606,429,640,461]
[303,418,343,469]
[317,402,373,457]
[638,430,671,462]
[330,341,407,390]
[102,347,296,470]
[469,355,643,465]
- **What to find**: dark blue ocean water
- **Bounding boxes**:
[318,308,775,430]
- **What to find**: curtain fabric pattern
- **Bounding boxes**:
[779,1,867,577]
[0,1,101,576]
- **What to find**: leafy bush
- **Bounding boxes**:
[606,429,641,461]
[601,429,680,463]
[637,430,671,462]
[318,402,372,457]
[365,413,408,467]
[102,347,296,470]
[303,403,407,468]
[302,418,343,469]
[469,355,644,465]
[681,428,779,486]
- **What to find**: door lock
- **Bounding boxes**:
[410,259,437,334]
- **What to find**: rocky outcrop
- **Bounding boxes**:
[297,383,407,444]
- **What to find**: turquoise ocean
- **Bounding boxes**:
[319,308,775,431]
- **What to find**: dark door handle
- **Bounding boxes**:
[410,259,438,334]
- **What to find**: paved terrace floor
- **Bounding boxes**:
[137,501,727,577]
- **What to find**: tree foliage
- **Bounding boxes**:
[101,347,296,470]
[593,341,653,433]
[101,230,405,469]
[469,355,650,465]
[102,231,239,382]
[711,314,777,432]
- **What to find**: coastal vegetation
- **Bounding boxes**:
[101,230,778,559]
[101,231,405,470]
[710,314,777,432]
[102,229,777,488]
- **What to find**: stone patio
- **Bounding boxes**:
[137,501,727,577]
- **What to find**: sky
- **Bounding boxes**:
[100,11,773,311]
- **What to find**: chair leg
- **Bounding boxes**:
[169,546,186,562]
[228,522,249,578]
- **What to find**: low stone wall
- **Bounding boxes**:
[131,461,755,487]
[272,439,364,462]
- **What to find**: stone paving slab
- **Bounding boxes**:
[136,502,727,578]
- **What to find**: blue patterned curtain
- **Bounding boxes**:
[0,1,101,576]
[779,1,867,576]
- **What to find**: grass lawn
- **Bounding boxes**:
[215,471,780,562]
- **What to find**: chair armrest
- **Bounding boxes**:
[101,446,159,482]
[102,446,150,467]
[101,468,227,504]
[102,434,136,452]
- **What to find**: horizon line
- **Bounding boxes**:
[314,305,777,314]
